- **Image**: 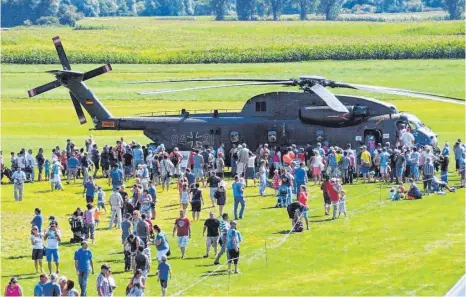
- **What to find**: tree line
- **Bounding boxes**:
[1,0,463,27]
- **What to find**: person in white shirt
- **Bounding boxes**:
[402,130,415,148]
[17,151,27,171]
[108,189,123,229]
[12,167,26,201]
[26,149,36,182]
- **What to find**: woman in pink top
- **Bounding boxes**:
[5,278,22,296]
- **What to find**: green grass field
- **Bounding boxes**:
[1,59,465,295]
[2,18,464,63]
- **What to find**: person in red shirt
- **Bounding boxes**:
[327,178,341,220]
[297,185,309,230]
[172,210,191,259]
[320,177,331,215]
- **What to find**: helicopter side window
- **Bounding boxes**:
[230,131,239,143]
[255,101,267,112]
[268,131,277,143]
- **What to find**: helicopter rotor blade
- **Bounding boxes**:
[128,78,291,84]
[333,82,465,105]
[139,81,294,95]
[310,84,349,113]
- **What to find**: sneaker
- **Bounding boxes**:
[213,261,220,265]
[203,254,208,258]
[234,270,240,274]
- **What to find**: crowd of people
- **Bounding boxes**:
[2,132,466,296]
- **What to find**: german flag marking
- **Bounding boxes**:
[85,99,94,105]
[102,121,115,128]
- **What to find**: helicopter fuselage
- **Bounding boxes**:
[94,91,438,152]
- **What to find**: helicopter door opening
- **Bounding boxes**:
[364,129,382,152]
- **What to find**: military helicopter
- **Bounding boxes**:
[28,36,464,155]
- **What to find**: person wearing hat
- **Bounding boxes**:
[30,225,45,273]
[226,220,242,274]
[157,255,172,297]
[44,221,61,274]
[74,241,94,296]
[34,274,48,296]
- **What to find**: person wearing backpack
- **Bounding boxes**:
[169,148,182,178]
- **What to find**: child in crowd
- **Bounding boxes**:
[94,208,103,227]
[276,183,288,208]
[272,170,280,195]
[44,159,50,181]
[389,187,396,200]
[97,187,106,212]
[157,255,172,297]
[338,190,347,218]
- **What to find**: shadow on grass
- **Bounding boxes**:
[162,204,180,208]
[261,206,278,210]
[273,230,294,235]
[5,255,28,260]
[104,259,123,263]
[109,251,124,255]
[195,263,214,267]
[200,269,228,277]
[163,217,178,221]
[2,272,36,278]
[59,241,81,246]
[310,218,333,223]
[183,256,203,260]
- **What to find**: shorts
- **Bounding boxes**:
[191,202,201,212]
[339,202,346,213]
[157,249,169,261]
[98,202,105,209]
[206,236,219,249]
[68,168,77,176]
[323,192,331,205]
[38,165,44,173]
[210,187,217,199]
[216,172,224,179]
[86,195,94,203]
[161,175,171,185]
[32,248,44,260]
[301,206,309,218]
[396,167,404,178]
[124,166,132,175]
[228,248,240,264]
[177,236,189,248]
[380,165,387,174]
[360,166,369,174]
[160,279,168,289]
[193,168,203,179]
[312,167,321,175]
[46,248,59,262]
[246,167,255,179]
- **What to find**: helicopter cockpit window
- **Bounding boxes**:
[268,131,277,143]
[408,121,418,131]
[230,131,239,143]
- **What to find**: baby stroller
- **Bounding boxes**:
[287,202,304,232]
[68,214,85,243]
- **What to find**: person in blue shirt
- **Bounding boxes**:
[193,151,205,185]
[83,176,97,204]
[148,181,157,220]
[110,164,124,191]
[42,273,61,297]
[339,152,351,184]
[410,147,420,181]
[157,255,172,297]
[74,241,94,297]
[31,208,43,232]
[226,220,242,274]
[293,163,307,196]
[34,274,48,297]
[231,176,245,220]
[454,141,464,171]
[67,155,79,184]
[132,144,144,176]
[185,168,196,187]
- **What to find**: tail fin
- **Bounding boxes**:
[26,36,113,124]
